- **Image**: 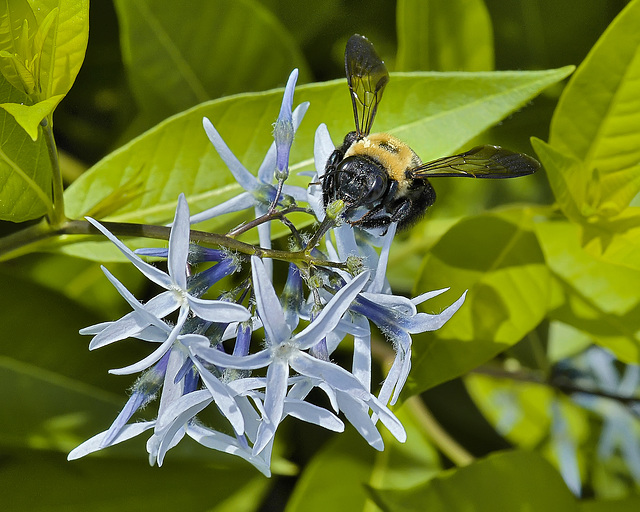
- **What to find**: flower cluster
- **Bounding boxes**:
[551,347,640,495]
[68,69,466,475]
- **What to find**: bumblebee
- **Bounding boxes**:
[322,34,540,231]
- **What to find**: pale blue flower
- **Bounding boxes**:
[189,69,309,225]
[84,193,250,375]
[183,256,406,455]
[569,348,640,483]
[351,289,467,405]
[274,69,297,178]
[550,400,582,496]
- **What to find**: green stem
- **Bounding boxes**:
[370,338,474,467]
[405,395,475,467]
[42,117,65,226]
[58,219,348,269]
[0,218,55,261]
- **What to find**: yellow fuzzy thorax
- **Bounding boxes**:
[343,133,422,183]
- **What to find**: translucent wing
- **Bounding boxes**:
[345,34,389,138]
[410,145,540,179]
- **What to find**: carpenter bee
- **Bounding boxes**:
[321,34,540,231]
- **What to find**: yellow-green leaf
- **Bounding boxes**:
[0,93,64,139]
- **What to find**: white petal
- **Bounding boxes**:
[366,392,407,442]
[86,217,172,289]
[294,271,369,350]
[284,399,344,432]
[282,183,311,203]
[289,351,370,400]
[351,315,372,391]
[292,101,310,131]
[306,178,325,221]
[157,346,187,421]
[251,255,290,344]
[255,204,273,280]
[167,194,190,289]
[314,123,334,177]
[187,423,271,477]
[334,224,359,262]
[203,118,259,192]
[407,290,467,333]
[257,142,277,184]
[182,334,272,369]
[190,357,245,435]
[336,393,384,450]
[187,295,251,322]
[100,267,173,329]
[67,421,155,460]
[369,222,397,294]
[411,287,451,305]
[109,305,189,375]
[253,358,288,455]
[189,192,255,225]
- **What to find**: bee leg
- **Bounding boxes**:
[349,203,394,230]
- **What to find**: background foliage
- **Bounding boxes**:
[1,0,639,510]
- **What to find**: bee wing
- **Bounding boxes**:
[410,145,540,179]
[345,34,389,138]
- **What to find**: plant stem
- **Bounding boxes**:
[369,338,474,467]
[0,218,54,261]
[42,117,65,227]
[58,219,349,269]
[405,395,475,467]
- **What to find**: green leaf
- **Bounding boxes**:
[0,74,53,222]
[579,209,640,272]
[535,220,640,316]
[1,449,270,512]
[547,321,592,362]
[549,0,640,214]
[408,210,551,393]
[286,407,441,512]
[0,93,63,139]
[114,0,311,130]
[579,496,640,512]
[368,450,578,512]
[466,374,553,449]
[396,0,494,71]
[60,67,572,260]
[286,428,377,512]
[0,0,37,94]
[531,137,592,222]
[536,220,640,363]
[31,0,89,98]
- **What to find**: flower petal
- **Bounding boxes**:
[68,421,155,460]
[288,351,370,400]
[86,217,172,289]
[189,192,255,225]
[253,358,289,455]
[284,399,344,432]
[187,295,251,322]
[369,222,397,294]
[406,290,467,333]
[190,356,245,435]
[167,194,190,289]
[314,123,334,177]
[293,271,369,350]
[187,423,271,477]
[109,305,189,375]
[251,255,290,344]
[182,334,272,370]
[203,117,259,192]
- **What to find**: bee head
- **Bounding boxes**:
[326,155,388,207]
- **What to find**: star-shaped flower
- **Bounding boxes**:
[85,193,250,374]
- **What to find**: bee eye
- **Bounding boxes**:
[335,156,387,204]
